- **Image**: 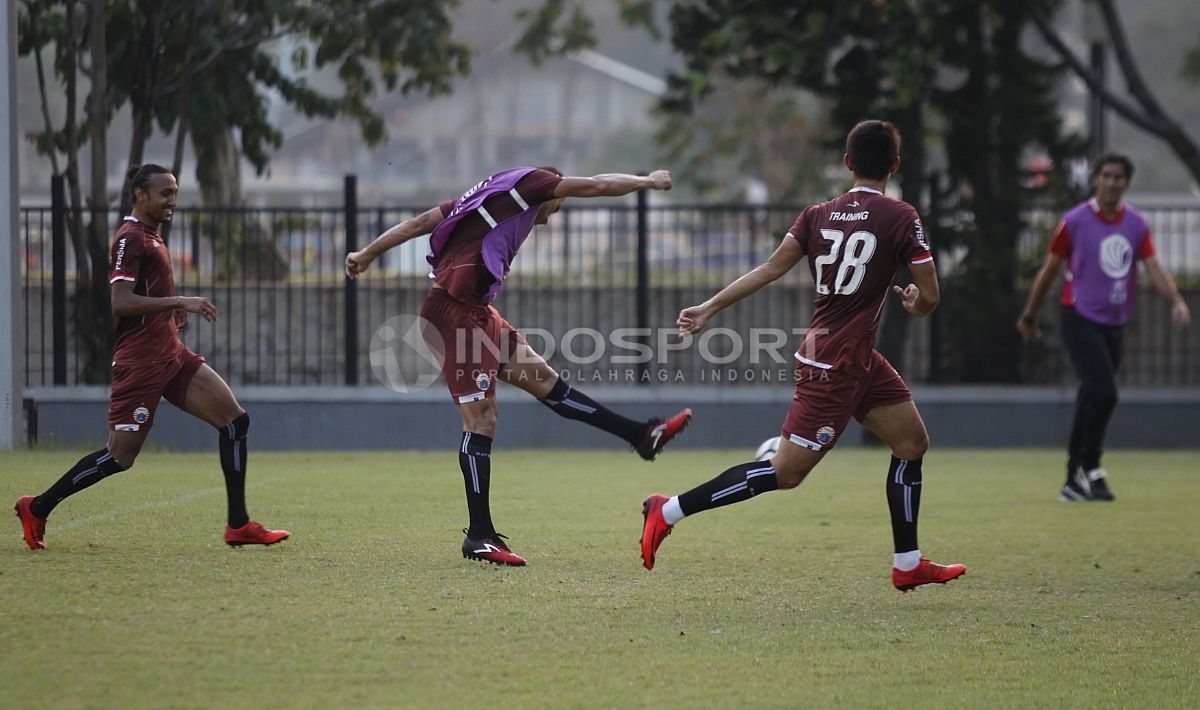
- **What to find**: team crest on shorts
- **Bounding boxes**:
[475,372,491,391]
[133,406,151,424]
[816,426,836,446]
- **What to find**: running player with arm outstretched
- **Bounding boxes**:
[642,122,966,592]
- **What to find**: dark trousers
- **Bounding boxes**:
[1060,306,1123,476]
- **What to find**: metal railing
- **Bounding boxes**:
[19,177,1200,388]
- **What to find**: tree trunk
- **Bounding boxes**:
[78,0,114,384]
[875,100,926,377]
[193,126,288,280]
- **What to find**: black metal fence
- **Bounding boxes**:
[19,178,1200,389]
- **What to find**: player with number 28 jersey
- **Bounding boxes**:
[641,120,965,592]
[788,188,931,376]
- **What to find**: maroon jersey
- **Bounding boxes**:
[431,169,563,304]
[787,187,932,375]
[109,217,183,364]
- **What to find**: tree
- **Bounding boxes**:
[19,0,472,380]
[526,0,1085,381]
[1032,0,1200,188]
[106,1,472,275]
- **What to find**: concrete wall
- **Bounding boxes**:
[22,385,1200,454]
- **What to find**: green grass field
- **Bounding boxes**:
[2,447,1197,708]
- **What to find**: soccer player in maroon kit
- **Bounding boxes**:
[14,165,288,549]
[640,122,966,591]
[346,166,691,566]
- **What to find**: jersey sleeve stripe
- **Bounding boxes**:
[109,274,136,283]
[910,253,933,265]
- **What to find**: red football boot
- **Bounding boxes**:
[636,409,693,461]
[461,530,526,566]
[640,494,673,570]
[224,520,289,547]
[14,496,46,550]
[892,557,967,592]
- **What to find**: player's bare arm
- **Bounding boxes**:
[1016,252,1065,342]
[111,280,217,322]
[678,236,804,336]
[553,170,672,199]
[1142,255,1192,329]
[345,205,445,279]
[892,260,940,318]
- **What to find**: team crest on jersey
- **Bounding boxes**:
[133,406,150,424]
[816,426,836,445]
[475,372,491,391]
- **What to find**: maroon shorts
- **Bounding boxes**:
[781,350,912,452]
[419,288,528,404]
[108,348,206,432]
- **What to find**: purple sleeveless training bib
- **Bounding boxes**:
[427,167,542,303]
[1061,199,1150,326]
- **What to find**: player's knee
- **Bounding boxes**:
[892,433,929,461]
[220,411,250,441]
[108,446,138,470]
[772,459,813,490]
[461,402,498,438]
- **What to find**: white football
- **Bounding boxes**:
[755,436,781,462]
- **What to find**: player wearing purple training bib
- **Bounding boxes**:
[640,121,966,592]
[1018,153,1191,502]
[346,167,691,567]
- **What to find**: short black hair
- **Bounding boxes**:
[125,163,172,201]
[536,165,564,177]
[1091,152,1134,180]
[845,120,901,180]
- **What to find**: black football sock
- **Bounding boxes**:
[460,432,495,539]
[31,448,127,518]
[886,456,922,553]
[539,378,645,446]
[677,461,779,516]
[218,412,251,529]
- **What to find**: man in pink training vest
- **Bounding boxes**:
[640,121,966,592]
[346,167,691,566]
[1018,152,1191,502]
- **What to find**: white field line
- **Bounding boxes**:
[53,477,283,531]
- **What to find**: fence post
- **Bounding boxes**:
[344,175,359,386]
[51,174,67,385]
[927,171,942,383]
[636,189,650,384]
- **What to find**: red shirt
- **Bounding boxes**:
[787,188,932,375]
[109,217,183,364]
[432,169,563,304]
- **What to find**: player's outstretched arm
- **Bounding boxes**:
[111,281,217,322]
[1143,254,1192,329]
[346,206,445,279]
[552,170,671,199]
[678,236,804,335]
[892,260,940,318]
[1016,252,1065,341]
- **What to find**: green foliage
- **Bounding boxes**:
[639,0,1087,381]
[2,448,1198,705]
[19,0,472,180]
[514,0,598,64]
